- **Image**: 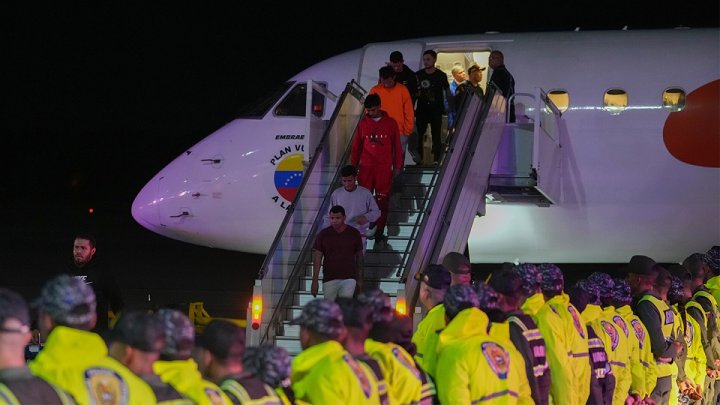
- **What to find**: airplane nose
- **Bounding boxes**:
[131,177,161,232]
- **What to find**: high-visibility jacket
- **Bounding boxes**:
[616,304,658,398]
[636,293,677,378]
[489,321,535,404]
[218,374,283,405]
[153,359,231,405]
[435,308,525,404]
[0,367,76,405]
[412,304,445,378]
[583,304,632,405]
[705,275,720,307]
[520,293,545,318]
[291,340,381,404]
[29,325,157,405]
[683,301,707,388]
[366,339,429,405]
[536,293,591,405]
[506,312,551,405]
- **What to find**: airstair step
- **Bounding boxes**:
[297,277,403,294]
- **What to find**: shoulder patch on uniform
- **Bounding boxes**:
[343,354,373,398]
[567,305,585,339]
[84,367,128,405]
[630,319,646,349]
[685,320,694,345]
[601,321,619,351]
[664,309,674,325]
[612,315,629,337]
[205,387,225,405]
[480,342,509,380]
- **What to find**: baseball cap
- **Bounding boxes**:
[587,272,615,300]
[443,284,480,320]
[289,298,344,339]
[472,282,499,311]
[538,263,564,294]
[442,252,471,275]
[626,255,659,276]
[110,310,165,353]
[488,269,523,296]
[611,278,632,306]
[155,309,194,360]
[336,297,372,329]
[513,263,542,295]
[704,246,720,273]
[36,274,96,327]
[389,51,404,62]
[467,64,486,74]
[0,288,31,332]
[415,264,451,290]
[356,289,394,324]
[196,319,245,360]
[576,279,601,305]
[242,344,291,388]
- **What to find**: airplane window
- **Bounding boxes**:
[662,88,686,112]
[604,88,628,114]
[548,89,569,113]
[274,82,327,117]
[237,81,293,118]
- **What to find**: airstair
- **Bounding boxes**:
[247,81,565,356]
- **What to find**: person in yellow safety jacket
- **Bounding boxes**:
[473,281,534,404]
[411,264,451,378]
[509,263,546,319]
[627,255,678,405]
[578,275,632,405]
[612,278,659,402]
[702,246,720,305]
[290,298,382,404]
[242,344,306,405]
[536,263,591,405]
[371,312,438,404]
[30,274,157,405]
[435,285,527,405]
[657,269,688,405]
[153,309,231,405]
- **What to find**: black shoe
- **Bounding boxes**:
[374,234,387,250]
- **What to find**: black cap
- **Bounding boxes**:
[415,264,451,290]
[196,319,245,360]
[336,297,372,329]
[488,270,523,296]
[627,255,659,276]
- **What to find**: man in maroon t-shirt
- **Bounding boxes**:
[312,205,364,300]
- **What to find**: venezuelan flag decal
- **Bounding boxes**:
[274,153,304,202]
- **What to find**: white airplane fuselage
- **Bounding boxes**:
[131,28,720,264]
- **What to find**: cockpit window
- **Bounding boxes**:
[274,82,327,117]
[237,81,294,118]
[662,88,686,112]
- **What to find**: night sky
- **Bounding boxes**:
[4,3,718,317]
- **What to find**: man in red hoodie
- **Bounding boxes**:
[351,93,402,250]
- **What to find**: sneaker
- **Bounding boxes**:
[366,223,377,240]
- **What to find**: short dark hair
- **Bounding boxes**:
[683,253,708,278]
[196,319,245,362]
[364,93,381,108]
[389,51,403,62]
[340,165,357,177]
[75,233,97,248]
[110,310,165,353]
[329,205,346,216]
[490,50,504,61]
[379,66,396,79]
[423,50,437,60]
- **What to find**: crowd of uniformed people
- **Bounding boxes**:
[1,246,719,404]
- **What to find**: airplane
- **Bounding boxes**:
[131,27,719,266]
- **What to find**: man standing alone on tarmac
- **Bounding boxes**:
[312,205,364,300]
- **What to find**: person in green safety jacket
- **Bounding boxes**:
[290,298,382,404]
[580,274,633,405]
[510,263,546,319]
[357,289,432,405]
[29,274,157,405]
[435,284,526,405]
[242,344,301,405]
[668,272,706,402]
[153,309,231,405]
[193,319,282,405]
[704,246,720,304]
[627,255,678,405]
[537,263,592,405]
[107,310,192,405]
[411,264,451,378]
[611,278,658,403]
[0,287,77,405]
[684,252,720,404]
[473,281,534,404]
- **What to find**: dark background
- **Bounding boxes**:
[4,3,718,319]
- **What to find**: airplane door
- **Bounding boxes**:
[358,42,424,92]
[533,89,563,204]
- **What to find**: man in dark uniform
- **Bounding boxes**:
[627,255,678,404]
[67,233,124,332]
[488,50,516,123]
[389,50,421,164]
[0,287,76,404]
